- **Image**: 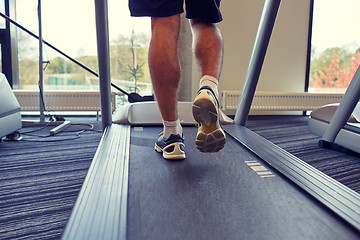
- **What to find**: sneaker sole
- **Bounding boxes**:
[155,142,186,160]
[192,91,226,152]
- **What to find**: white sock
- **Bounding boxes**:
[199,75,219,98]
[163,119,182,138]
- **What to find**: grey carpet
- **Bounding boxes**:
[0,122,102,239]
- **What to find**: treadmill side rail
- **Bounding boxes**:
[225,124,360,232]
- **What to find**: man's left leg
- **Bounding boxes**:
[190,19,226,153]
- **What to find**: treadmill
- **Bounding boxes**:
[308,66,360,154]
[62,0,360,239]
[0,73,22,140]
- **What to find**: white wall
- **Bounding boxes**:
[191,0,311,99]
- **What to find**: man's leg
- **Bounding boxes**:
[150,15,185,160]
[191,19,226,152]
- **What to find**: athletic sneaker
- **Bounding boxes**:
[192,86,226,152]
[155,134,186,160]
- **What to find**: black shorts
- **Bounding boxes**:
[129,0,222,23]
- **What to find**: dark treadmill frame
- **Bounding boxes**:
[230,0,360,231]
[62,0,360,239]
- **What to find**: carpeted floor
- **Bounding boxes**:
[0,121,102,239]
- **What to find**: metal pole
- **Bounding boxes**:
[234,0,281,126]
[178,15,192,101]
[38,0,45,123]
[94,0,112,130]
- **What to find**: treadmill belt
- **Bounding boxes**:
[127,127,359,240]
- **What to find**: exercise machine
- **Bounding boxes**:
[308,66,360,154]
[0,73,22,140]
[62,0,360,239]
[112,101,233,125]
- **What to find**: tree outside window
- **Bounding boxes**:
[309,0,360,92]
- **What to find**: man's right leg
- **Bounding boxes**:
[149,15,185,160]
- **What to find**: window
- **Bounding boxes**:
[0,1,5,28]
[15,0,151,106]
[309,0,360,92]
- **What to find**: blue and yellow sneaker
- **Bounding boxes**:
[192,86,226,152]
[155,134,186,160]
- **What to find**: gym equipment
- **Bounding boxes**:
[63,125,360,240]
[308,66,360,153]
[112,101,233,125]
[110,83,154,103]
[0,73,22,140]
[62,0,360,239]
